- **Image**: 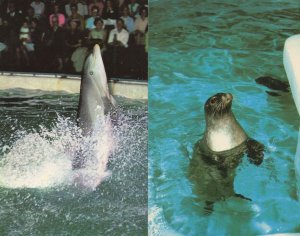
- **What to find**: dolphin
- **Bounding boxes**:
[73,44,116,169]
[77,44,116,135]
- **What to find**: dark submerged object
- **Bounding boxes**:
[255,76,290,95]
[188,93,264,215]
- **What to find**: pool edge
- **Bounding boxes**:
[0,72,148,100]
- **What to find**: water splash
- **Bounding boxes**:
[0,114,115,190]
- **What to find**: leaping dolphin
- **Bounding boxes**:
[73,44,116,170]
[77,44,116,135]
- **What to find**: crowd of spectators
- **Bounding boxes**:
[0,0,148,79]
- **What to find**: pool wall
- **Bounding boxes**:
[0,72,148,100]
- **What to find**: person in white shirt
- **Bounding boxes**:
[108,18,129,48]
[30,0,45,18]
[105,18,129,77]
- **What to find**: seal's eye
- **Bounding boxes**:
[89,71,93,76]
[210,97,217,104]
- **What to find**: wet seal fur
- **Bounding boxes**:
[188,93,264,214]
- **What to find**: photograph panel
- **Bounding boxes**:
[0,0,148,235]
[149,0,300,235]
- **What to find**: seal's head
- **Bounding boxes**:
[205,93,233,118]
[203,92,248,152]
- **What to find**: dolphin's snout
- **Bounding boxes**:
[93,44,101,56]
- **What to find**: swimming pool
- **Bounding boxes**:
[149,0,300,235]
[0,89,147,235]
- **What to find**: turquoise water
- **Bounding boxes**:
[0,89,147,235]
[149,1,300,235]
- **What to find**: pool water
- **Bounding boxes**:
[0,89,147,235]
[149,0,300,235]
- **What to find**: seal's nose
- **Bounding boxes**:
[222,93,233,103]
[226,93,233,100]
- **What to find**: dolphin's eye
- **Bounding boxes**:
[89,71,93,76]
[210,97,217,104]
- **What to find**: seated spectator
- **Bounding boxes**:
[88,18,107,51]
[30,0,45,19]
[44,0,58,16]
[102,0,118,31]
[85,6,100,30]
[65,0,88,17]
[107,18,129,48]
[16,19,33,68]
[116,0,126,13]
[5,1,23,31]
[102,0,118,20]
[4,2,23,69]
[49,4,66,27]
[67,3,85,30]
[134,6,148,45]
[120,6,134,33]
[88,0,104,17]
[105,18,129,76]
[128,0,139,19]
[24,6,35,23]
[19,20,31,44]
[0,18,8,68]
[42,16,65,71]
[0,18,8,52]
[64,19,82,71]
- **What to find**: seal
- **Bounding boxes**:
[188,93,264,214]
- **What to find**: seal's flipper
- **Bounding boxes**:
[246,139,264,165]
[204,201,214,215]
[234,193,252,201]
